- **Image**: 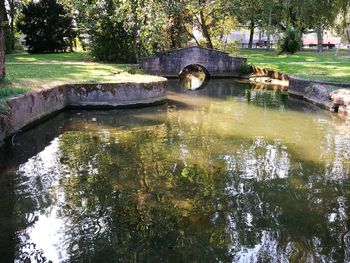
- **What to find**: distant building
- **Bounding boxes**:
[302,32,341,49]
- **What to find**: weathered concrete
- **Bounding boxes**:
[0,80,167,143]
[138,46,247,78]
[289,76,350,97]
[66,82,167,107]
[288,76,350,115]
[303,83,333,110]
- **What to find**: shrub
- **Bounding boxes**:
[240,63,252,74]
[17,0,75,53]
[278,28,302,55]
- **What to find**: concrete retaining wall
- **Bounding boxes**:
[0,80,167,143]
[288,76,350,114]
[289,76,350,97]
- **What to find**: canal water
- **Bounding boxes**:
[0,79,349,262]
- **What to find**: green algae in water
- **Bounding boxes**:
[1,80,350,262]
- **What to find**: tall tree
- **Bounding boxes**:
[0,0,6,78]
[284,0,343,53]
[17,0,76,53]
[185,0,235,49]
[6,0,22,50]
[232,0,263,48]
[162,0,191,49]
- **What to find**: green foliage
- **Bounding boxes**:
[240,63,252,74]
[278,28,302,55]
[0,85,26,99]
[17,0,75,53]
[213,39,239,54]
[0,85,26,111]
[4,28,13,54]
[88,18,135,63]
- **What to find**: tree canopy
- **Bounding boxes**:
[17,0,75,53]
[1,0,349,63]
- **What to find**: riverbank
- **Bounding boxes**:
[240,49,350,83]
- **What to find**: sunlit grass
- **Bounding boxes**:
[6,51,90,63]
[240,49,350,83]
[0,51,162,101]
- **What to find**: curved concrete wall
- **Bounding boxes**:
[0,80,167,143]
[289,76,350,97]
[288,76,350,114]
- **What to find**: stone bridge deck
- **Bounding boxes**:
[138,46,246,78]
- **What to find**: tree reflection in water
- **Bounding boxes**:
[2,80,350,262]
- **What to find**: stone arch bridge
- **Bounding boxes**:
[138,46,247,78]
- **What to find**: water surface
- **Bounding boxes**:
[0,79,350,262]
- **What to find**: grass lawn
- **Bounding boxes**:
[0,51,161,103]
[239,49,350,83]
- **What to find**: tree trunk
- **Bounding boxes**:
[248,20,255,49]
[266,8,272,50]
[317,24,323,53]
[345,26,350,44]
[8,0,15,50]
[0,0,9,53]
[0,0,7,23]
[184,26,200,46]
[0,16,6,79]
[131,0,139,61]
[199,10,213,49]
[169,14,183,49]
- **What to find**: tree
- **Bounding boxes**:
[282,0,343,53]
[17,0,75,53]
[0,0,12,53]
[0,0,6,78]
[232,0,263,48]
[6,0,22,51]
[185,0,235,49]
[161,0,192,49]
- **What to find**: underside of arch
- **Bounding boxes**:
[178,64,210,90]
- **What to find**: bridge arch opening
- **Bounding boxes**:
[178,64,210,90]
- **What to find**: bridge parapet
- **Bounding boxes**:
[139,46,246,78]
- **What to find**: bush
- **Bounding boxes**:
[17,0,75,53]
[278,28,302,55]
[240,63,252,74]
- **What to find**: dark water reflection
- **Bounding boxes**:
[1,80,350,262]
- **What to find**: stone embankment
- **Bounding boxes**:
[289,76,350,115]
[0,79,167,143]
